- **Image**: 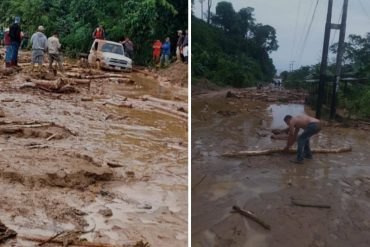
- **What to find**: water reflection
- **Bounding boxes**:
[267,104,305,129]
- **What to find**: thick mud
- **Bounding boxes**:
[192,88,370,247]
[0,51,187,246]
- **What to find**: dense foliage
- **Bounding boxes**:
[0,0,187,64]
[192,1,278,88]
[281,33,370,119]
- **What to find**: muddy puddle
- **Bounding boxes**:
[192,89,370,247]
[0,51,187,247]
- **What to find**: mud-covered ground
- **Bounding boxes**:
[192,87,370,247]
[0,51,188,247]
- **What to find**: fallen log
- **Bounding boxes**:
[86,74,130,79]
[142,95,188,110]
[232,206,271,230]
[20,78,78,93]
[149,103,188,119]
[102,99,133,108]
[291,197,331,209]
[223,146,352,157]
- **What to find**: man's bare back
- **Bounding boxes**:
[289,115,320,130]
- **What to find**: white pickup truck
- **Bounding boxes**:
[88,39,132,72]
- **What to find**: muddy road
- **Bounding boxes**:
[0,52,188,246]
[192,88,370,247]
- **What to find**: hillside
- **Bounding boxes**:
[192,6,277,88]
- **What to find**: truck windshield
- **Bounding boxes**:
[101,43,124,55]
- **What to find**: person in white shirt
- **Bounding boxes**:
[47,31,64,73]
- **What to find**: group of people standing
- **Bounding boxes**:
[3,21,188,71]
[3,17,63,73]
[152,29,188,68]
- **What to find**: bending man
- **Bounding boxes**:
[283,114,321,164]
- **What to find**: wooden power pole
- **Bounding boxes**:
[330,0,349,119]
[316,0,333,119]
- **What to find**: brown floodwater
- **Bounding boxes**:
[192,90,370,247]
[0,57,188,247]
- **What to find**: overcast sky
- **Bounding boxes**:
[193,0,370,73]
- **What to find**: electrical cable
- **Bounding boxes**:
[293,0,316,64]
[289,0,303,63]
[297,0,321,65]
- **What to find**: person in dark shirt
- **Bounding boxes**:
[9,16,21,67]
[121,37,134,59]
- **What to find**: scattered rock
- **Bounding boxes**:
[126,171,135,178]
[226,91,237,98]
[177,107,186,113]
[134,240,150,247]
[98,208,113,217]
[217,110,237,117]
[137,203,152,210]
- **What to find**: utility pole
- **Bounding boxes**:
[330,0,348,119]
[316,0,333,119]
[289,61,296,72]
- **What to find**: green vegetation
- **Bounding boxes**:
[0,0,187,65]
[281,33,370,119]
[192,1,278,88]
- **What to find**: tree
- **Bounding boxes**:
[212,1,236,32]
[237,7,255,38]
[251,24,278,53]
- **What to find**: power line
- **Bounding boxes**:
[357,0,370,23]
[297,0,321,65]
[293,0,316,64]
[289,0,303,63]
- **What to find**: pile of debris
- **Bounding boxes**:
[226,88,307,103]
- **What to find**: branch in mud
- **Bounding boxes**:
[232,206,271,230]
[38,221,96,246]
[291,197,331,209]
[223,146,352,157]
